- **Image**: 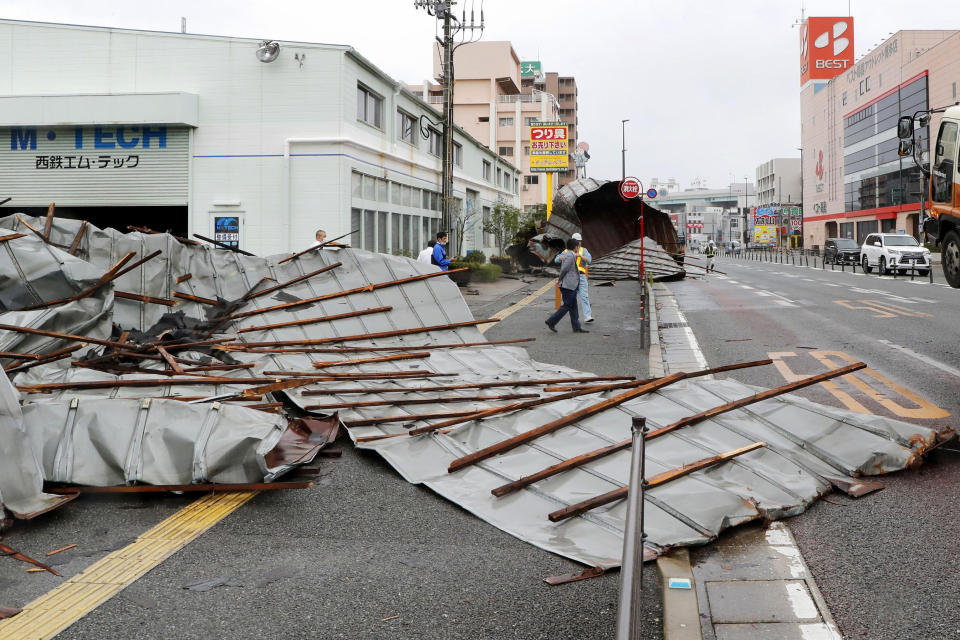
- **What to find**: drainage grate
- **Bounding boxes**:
[659,322,689,329]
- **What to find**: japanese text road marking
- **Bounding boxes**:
[769,351,948,419]
[834,299,931,318]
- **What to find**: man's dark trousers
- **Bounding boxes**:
[546,286,581,331]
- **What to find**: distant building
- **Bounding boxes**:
[408,43,579,211]
[799,17,960,247]
[0,19,520,257]
[645,182,754,246]
[755,158,801,207]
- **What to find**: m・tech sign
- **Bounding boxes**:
[800,17,854,85]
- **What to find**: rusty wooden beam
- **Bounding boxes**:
[16,215,52,245]
[42,203,55,239]
[346,410,481,428]
[302,375,634,397]
[181,363,256,373]
[306,392,540,411]
[223,268,469,322]
[0,232,27,244]
[176,273,192,283]
[47,480,313,494]
[0,542,59,576]
[193,233,256,256]
[645,362,867,441]
[235,337,536,353]
[172,291,220,305]
[544,379,653,394]
[71,360,175,377]
[0,324,126,350]
[242,262,343,301]
[237,305,392,334]
[233,317,497,348]
[445,359,774,473]
[114,291,178,306]
[310,352,429,369]
[0,351,41,361]
[277,228,359,264]
[3,345,84,374]
[547,442,766,523]
[67,220,88,255]
[17,376,291,393]
[156,346,185,375]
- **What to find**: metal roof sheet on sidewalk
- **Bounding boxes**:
[0,213,949,575]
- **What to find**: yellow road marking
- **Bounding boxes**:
[811,351,949,419]
[0,491,257,639]
[834,299,931,318]
[767,351,949,419]
[479,280,555,334]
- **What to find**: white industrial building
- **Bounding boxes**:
[0,19,521,256]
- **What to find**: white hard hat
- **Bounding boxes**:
[571,233,582,241]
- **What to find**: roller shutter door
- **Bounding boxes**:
[0,125,189,207]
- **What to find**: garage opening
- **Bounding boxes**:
[2,206,188,237]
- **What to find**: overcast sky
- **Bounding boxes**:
[4,0,960,189]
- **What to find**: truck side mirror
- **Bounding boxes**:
[899,139,914,156]
[897,116,914,139]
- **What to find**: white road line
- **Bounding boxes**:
[876,339,960,379]
[740,284,754,290]
[776,300,796,307]
[755,291,773,297]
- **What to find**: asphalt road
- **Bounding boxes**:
[674,252,960,640]
[0,276,655,640]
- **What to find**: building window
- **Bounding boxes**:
[524,175,539,185]
[482,160,492,181]
[524,116,538,126]
[479,116,489,123]
[483,206,493,247]
[453,141,463,167]
[357,84,383,128]
[841,92,847,106]
[428,128,442,156]
[498,117,514,127]
[523,145,530,156]
[496,167,502,186]
[499,146,513,156]
[865,76,871,92]
[397,109,417,146]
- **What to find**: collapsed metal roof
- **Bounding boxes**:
[0,213,951,574]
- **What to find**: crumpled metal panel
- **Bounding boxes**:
[0,368,73,524]
[589,237,684,281]
[352,377,943,567]
[22,397,331,486]
[0,214,947,572]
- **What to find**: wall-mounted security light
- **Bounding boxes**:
[256,40,280,63]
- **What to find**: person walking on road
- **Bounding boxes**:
[705,241,716,273]
[554,232,594,321]
[546,238,589,334]
[418,239,436,264]
[432,232,451,271]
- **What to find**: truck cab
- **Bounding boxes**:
[899,105,960,287]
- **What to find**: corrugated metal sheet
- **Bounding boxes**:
[0,215,949,572]
[0,125,188,206]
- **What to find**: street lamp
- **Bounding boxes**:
[621,119,629,181]
[743,177,750,246]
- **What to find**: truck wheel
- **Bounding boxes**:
[943,230,960,288]
[861,255,872,273]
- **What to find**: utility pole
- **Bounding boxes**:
[414,0,483,254]
[621,119,629,181]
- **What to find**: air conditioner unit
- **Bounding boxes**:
[522,184,529,190]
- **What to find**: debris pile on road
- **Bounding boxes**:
[0,212,952,579]
[524,177,687,281]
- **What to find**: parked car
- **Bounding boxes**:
[726,240,742,255]
[823,237,860,265]
[859,233,931,275]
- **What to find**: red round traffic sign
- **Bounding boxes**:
[619,177,642,200]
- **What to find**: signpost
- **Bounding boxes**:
[529,121,569,222]
[619,176,644,281]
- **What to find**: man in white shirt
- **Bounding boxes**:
[417,240,436,264]
[312,229,327,247]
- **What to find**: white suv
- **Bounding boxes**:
[860,233,931,275]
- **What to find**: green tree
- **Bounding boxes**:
[512,204,548,249]
[482,203,522,256]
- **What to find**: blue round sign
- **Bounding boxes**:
[646,188,658,199]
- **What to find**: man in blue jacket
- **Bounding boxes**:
[432,231,451,271]
[545,238,589,334]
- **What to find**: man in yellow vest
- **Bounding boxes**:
[556,232,593,322]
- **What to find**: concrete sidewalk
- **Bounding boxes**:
[650,282,842,640]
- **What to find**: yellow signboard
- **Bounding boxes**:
[753,224,776,244]
[529,121,568,173]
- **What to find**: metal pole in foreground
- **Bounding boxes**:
[616,416,648,640]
